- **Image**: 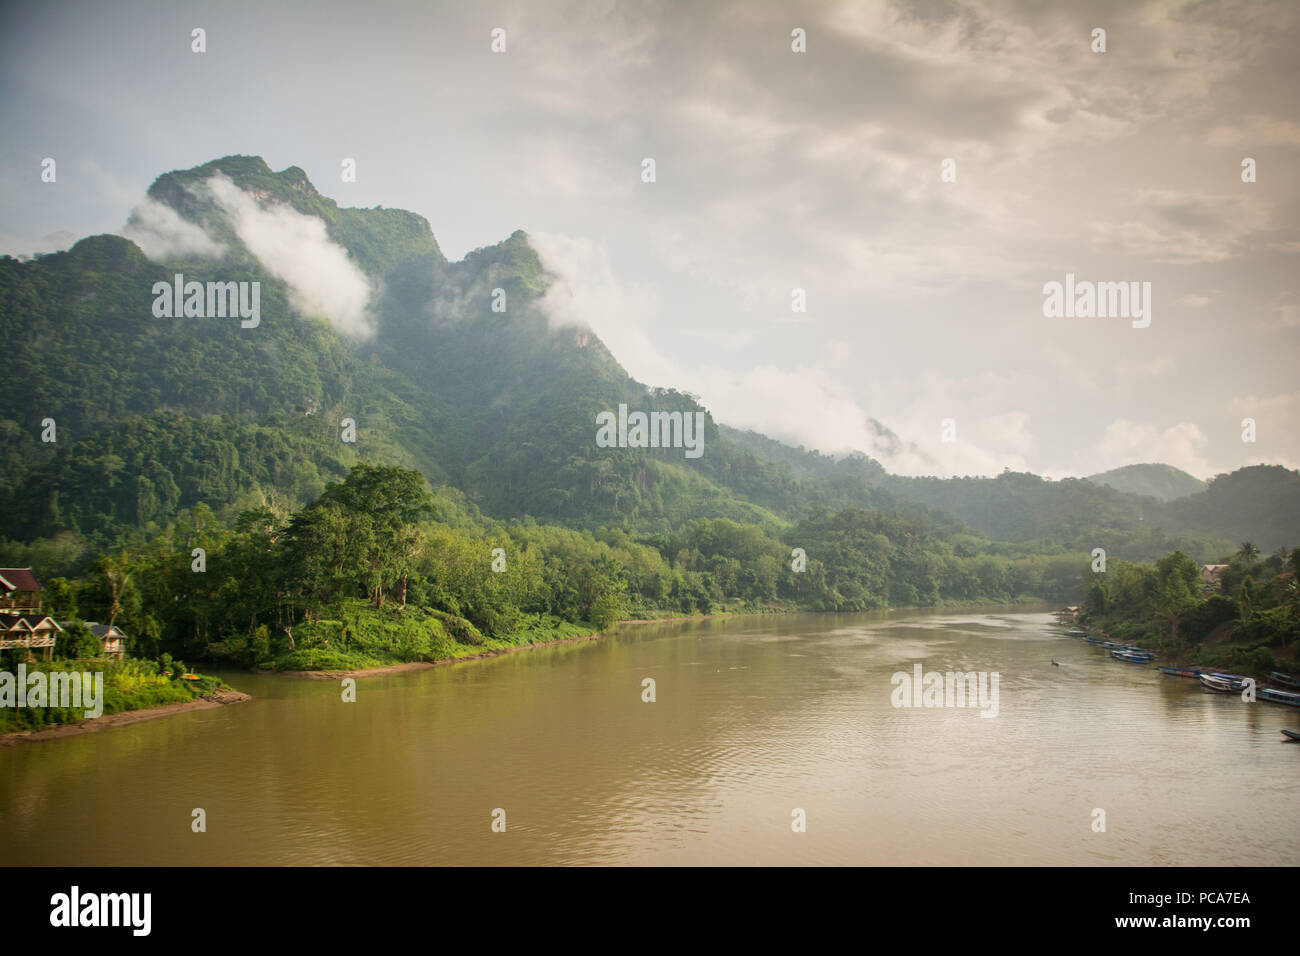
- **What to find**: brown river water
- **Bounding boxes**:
[2,608,1297,865]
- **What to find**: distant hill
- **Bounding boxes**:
[1085,463,1207,501]
[1162,465,1300,553]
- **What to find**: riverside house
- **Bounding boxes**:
[0,568,61,661]
[85,623,128,660]
[1201,564,1229,592]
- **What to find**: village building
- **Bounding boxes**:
[0,568,131,660]
[1201,564,1229,590]
[85,623,128,660]
[0,568,60,661]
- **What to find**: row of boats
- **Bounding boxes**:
[1062,625,1300,731]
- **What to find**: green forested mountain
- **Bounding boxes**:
[1162,465,1300,552]
[1,154,1295,602]
[1085,463,1207,500]
[880,465,1297,556]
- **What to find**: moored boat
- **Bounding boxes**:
[1082,636,1105,645]
[1157,665,1205,678]
[1066,627,1086,636]
[1199,673,1246,693]
[1281,729,1300,742]
[1112,650,1153,664]
[1269,671,1300,689]
[1258,688,1300,708]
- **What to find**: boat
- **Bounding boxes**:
[1066,627,1087,636]
[1157,666,1206,678]
[1281,729,1300,742]
[1269,671,1300,689]
[1211,671,1251,683]
[1082,636,1105,645]
[1199,673,1246,693]
[1258,688,1300,708]
[1112,650,1153,664]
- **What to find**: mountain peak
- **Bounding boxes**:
[1085,463,1207,501]
[138,155,443,273]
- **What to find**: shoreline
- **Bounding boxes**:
[263,602,1056,680]
[0,688,251,747]
[265,608,798,679]
[1067,620,1286,687]
[265,626,625,679]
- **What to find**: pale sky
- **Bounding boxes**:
[2,0,1297,480]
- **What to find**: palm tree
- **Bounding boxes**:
[1237,541,1260,564]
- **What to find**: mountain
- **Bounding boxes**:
[0,156,854,547]
[1,154,1295,566]
[1085,463,1207,501]
[1163,465,1300,553]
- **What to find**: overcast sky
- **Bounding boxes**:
[2,0,1297,480]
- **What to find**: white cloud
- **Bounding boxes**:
[1206,116,1300,149]
[530,231,1047,477]
[1227,393,1300,471]
[204,174,374,338]
[121,197,226,260]
[1093,419,1211,478]
[531,231,676,384]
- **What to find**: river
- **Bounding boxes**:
[2,608,1297,865]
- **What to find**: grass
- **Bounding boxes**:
[256,600,601,672]
[0,657,235,733]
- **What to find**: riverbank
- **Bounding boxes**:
[1063,621,1289,688]
[269,609,781,678]
[0,686,250,747]
[268,629,614,679]
[268,601,1053,679]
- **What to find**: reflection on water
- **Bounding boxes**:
[2,608,1297,865]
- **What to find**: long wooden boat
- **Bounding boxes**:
[1102,640,1153,655]
[1281,729,1300,742]
[1199,673,1246,693]
[1082,636,1106,645]
[1157,666,1206,678]
[1112,650,1153,664]
[1269,671,1300,689]
[1258,688,1300,708]
[1066,627,1087,636]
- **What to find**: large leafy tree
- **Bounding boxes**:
[1151,551,1201,660]
[285,463,435,608]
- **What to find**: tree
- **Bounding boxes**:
[314,464,435,607]
[93,553,132,629]
[1152,551,1200,661]
[56,621,103,660]
[1237,541,1260,564]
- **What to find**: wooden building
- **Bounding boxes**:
[0,567,44,613]
[0,568,58,660]
[86,623,128,660]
